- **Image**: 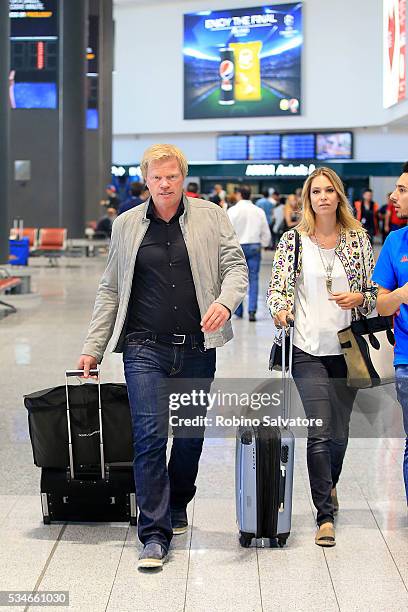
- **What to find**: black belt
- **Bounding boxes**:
[126,331,205,347]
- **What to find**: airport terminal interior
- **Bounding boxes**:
[1,0,408,611]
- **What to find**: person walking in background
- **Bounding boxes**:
[184,182,201,198]
[228,184,270,321]
[354,189,379,242]
[385,192,407,235]
[256,188,276,248]
[78,144,247,570]
[377,195,390,244]
[118,182,146,214]
[284,193,301,230]
[267,167,377,546]
[209,183,227,209]
[373,161,408,505]
[271,197,286,248]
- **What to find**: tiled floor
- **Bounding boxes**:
[0,254,407,612]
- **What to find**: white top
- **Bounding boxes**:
[293,236,352,356]
[228,200,271,246]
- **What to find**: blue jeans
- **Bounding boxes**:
[394,366,408,503]
[123,335,216,551]
[235,243,261,316]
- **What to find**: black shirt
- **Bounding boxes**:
[126,199,202,334]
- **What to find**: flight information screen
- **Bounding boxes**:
[217,135,248,160]
[248,134,281,160]
[316,132,353,160]
[281,133,315,159]
[9,0,58,109]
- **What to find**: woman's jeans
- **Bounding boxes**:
[394,366,408,503]
[123,335,216,552]
[292,347,357,525]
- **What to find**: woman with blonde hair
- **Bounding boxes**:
[267,167,377,546]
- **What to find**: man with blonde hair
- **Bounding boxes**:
[78,144,248,570]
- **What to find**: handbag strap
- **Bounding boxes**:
[284,229,300,334]
[293,228,300,273]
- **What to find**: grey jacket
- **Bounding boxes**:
[82,195,248,362]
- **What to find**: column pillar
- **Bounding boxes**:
[0,0,10,264]
[59,0,88,235]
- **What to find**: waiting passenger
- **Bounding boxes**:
[99,184,120,211]
[94,207,117,238]
[267,167,377,547]
[373,161,408,505]
[77,144,247,571]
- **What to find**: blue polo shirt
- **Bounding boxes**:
[372,226,408,365]
[256,198,274,224]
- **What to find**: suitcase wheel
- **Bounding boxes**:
[239,533,253,548]
[278,537,287,548]
[43,516,51,525]
[130,517,137,526]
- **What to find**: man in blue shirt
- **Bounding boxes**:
[373,161,408,503]
[256,189,275,223]
[256,188,276,249]
[118,182,145,215]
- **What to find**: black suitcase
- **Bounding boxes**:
[40,464,137,525]
[26,368,137,525]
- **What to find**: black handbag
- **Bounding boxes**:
[269,230,300,371]
[25,382,133,468]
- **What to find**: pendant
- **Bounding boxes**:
[326,278,332,292]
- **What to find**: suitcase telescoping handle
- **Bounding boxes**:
[64,366,106,481]
[280,318,294,422]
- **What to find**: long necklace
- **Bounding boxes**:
[313,232,339,293]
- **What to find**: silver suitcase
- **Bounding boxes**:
[236,323,295,547]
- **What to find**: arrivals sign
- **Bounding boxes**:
[183,3,302,120]
[383,0,406,108]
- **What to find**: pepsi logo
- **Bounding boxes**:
[220,60,234,80]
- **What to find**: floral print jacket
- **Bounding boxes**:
[267,228,378,321]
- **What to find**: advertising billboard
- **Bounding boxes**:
[383,0,406,108]
[9,0,58,109]
[184,3,302,119]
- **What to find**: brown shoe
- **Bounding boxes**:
[315,521,336,547]
[331,487,339,514]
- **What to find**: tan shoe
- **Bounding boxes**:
[331,487,339,514]
[315,521,336,547]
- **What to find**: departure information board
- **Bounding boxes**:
[316,132,353,160]
[217,135,248,160]
[9,0,58,109]
[248,134,281,160]
[281,133,315,159]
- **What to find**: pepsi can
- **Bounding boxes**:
[219,48,235,105]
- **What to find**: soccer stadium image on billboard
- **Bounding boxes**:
[183,3,302,120]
